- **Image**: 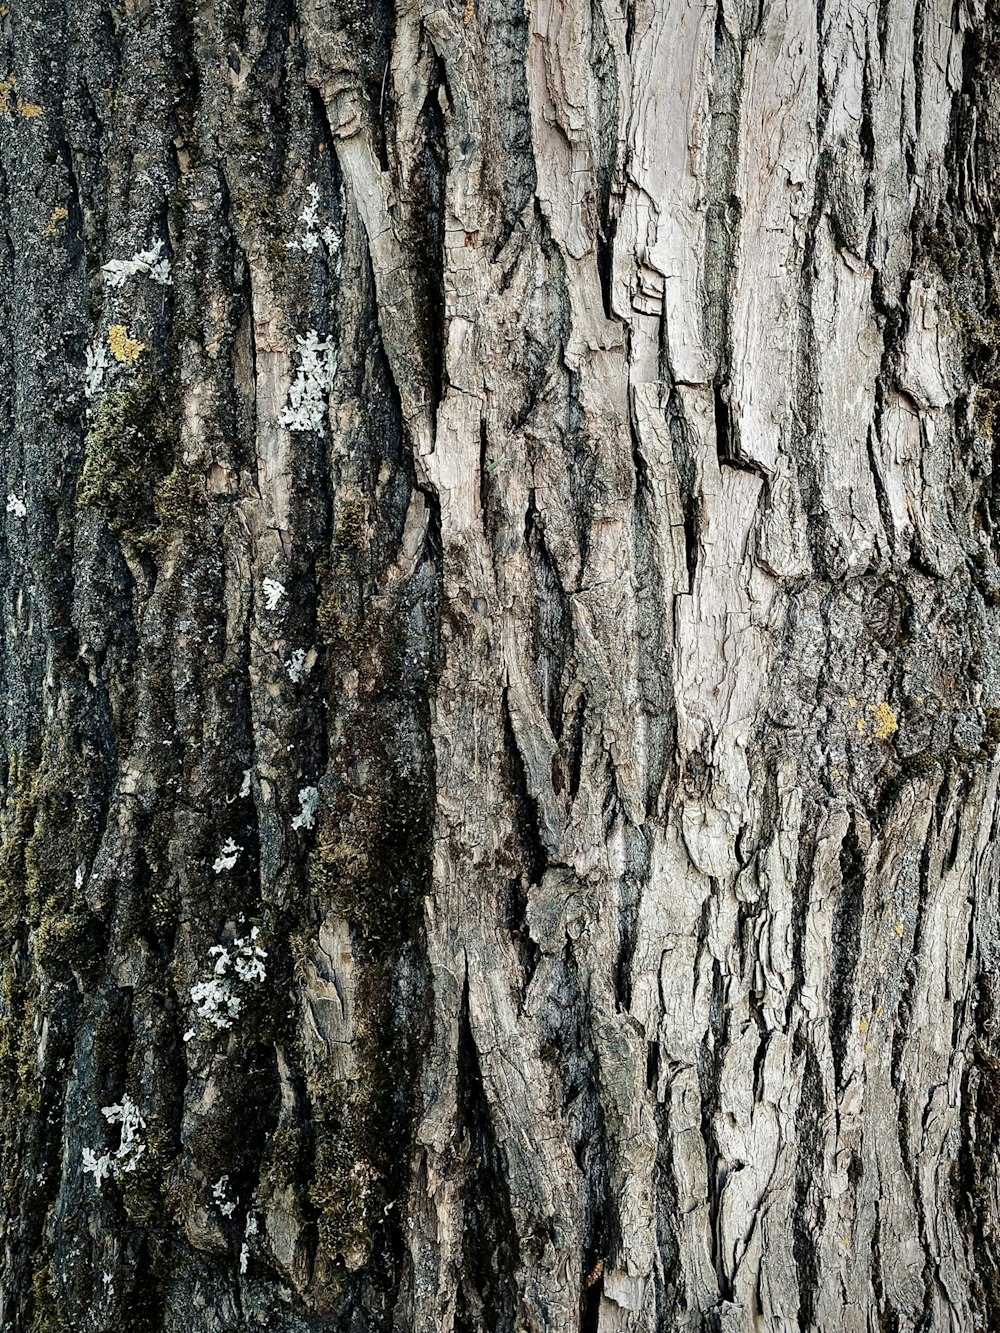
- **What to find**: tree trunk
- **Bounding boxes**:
[1,0,999,1328]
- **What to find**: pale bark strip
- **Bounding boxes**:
[307,0,1000,1327]
[245,0,1000,1324]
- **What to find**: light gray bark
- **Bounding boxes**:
[1,0,999,1330]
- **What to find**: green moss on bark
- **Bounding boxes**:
[78,377,179,540]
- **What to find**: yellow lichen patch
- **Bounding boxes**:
[859,1018,869,1036]
[848,697,858,708]
[0,77,43,117]
[869,701,898,740]
[44,206,68,236]
[894,921,905,939]
[856,717,866,733]
[108,324,145,364]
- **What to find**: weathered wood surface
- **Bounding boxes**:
[1,0,999,1329]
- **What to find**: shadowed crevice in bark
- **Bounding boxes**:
[699,955,731,1306]
[651,1098,682,1323]
[499,686,548,880]
[791,1037,824,1330]
[702,0,743,382]
[407,51,448,415]
[666,395,702,592]
[523,497,573,744]
[829,813,866,1091]
[480,0,536,264]
[958,974,1000,1326]
[454,983,520,1333]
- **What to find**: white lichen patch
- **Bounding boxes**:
[240,1213,258,1273]
[82,1146,112,1188]
[212,838,242,873]
[291,785,319,831]
[102,238,172,288]
[286,648,307,683]
[190,973,243,1029]
[103,1096,146,1173]
[6,494,26,517]
[287,182,340,256]
[239,768,252,799]
[279,331,336,433]
[82,1095,147,1191]
[262,577,286,611]
[213,1174,237,1217]
[189,926,267,1033]
[84,340,109,401]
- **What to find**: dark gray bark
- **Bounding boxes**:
[1,1,999,1330]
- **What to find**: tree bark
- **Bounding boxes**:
[1,0,999,1329]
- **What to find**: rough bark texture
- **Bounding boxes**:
[1,0,999,1329]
